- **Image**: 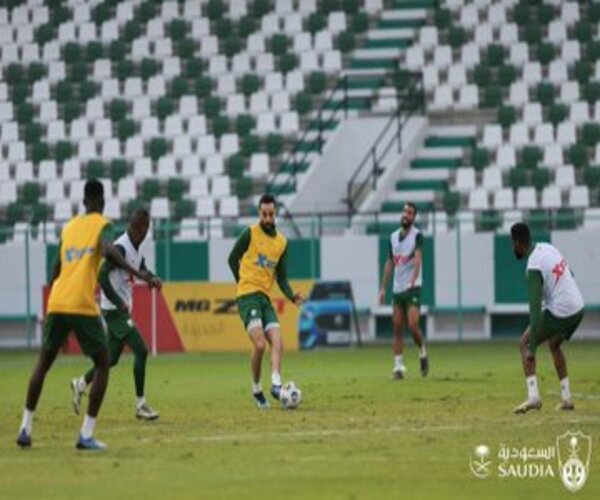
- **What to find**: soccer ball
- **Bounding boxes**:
[280,381,302,409]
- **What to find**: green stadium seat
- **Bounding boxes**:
[27,63,46,84]
[31,203,50,225]
[236,114,256,137]
[528,209,551,232]
[169,77,188,99]
[443,191,460,215]
[555,208,577,230]
[55,141,74,162]
[574,61,592,85]
[235,177,253,199]
[513,4,530,26]
[169,19,188,41]
[295,91,312,114]
[536,82,555,106]
[271,34,289,57]
[203,96,221,119]
[584,167,600,190]
[574,22,592,44]
[63,101,82,122]
[109,99,128,121]
[524,24,542,45]
[92,3,111,25]
[177,39,197,59]
[79,81,98,101]
[483,85,502,108]
[110,160,129,182]
[472,148,490,171]
[109,40,127,62]
[138,1,157,23]
[85,42,104,63]
[522,146,542,170]
[7,202,24,224]
[307,12,326,34]
[63,42,82,64]
[582,123,600,148]
[238,16,257,38]
[25,124,42,144]
[337,32,355,53]
[309,71,327,94]
[216,19,233,39]
[224,35,242,57]
[497,105,516,128]
[478,210,501,232]
[212,116,230,137]
[509,168,528,189]
[71,62,89,83]
[22,183,41,206]
[242,135,260,157]
[278,53,298,73]
[227,154,245,179]
[351,12,369,33]
[532,168,550,191]
[241,74,260,96]
[207,0,225,21]
[174,200,195,220]
[124,20,142,43]
[568,144,588,169]
[342,0,359,15]
[251,0,271,18]
[266,133,284,157]
[448,27,466,49]
[149,138,169,161]
[116,60,135,80]
[473,64,491,87]
[86,160,105,179]
[117,119,136,141]
[167,178,185,201]
[537,43,555,65]
[185,58,204,79]
[157,97,175,120]
[538,4,555,25]
[486,45,504,67]
[434,8,451,30]
[195,76,213,98]
[35,23,55,45]
[142,179,160,201]
[16,103,35,125]
[5,64,23,86]
[584,82,600,104]
[548,104,567,125]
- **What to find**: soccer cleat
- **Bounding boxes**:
[389,368,406,380]
[16,429,31,448]
[555,400,575,411]
[270,384,281,400]
[70,378,84,416]
[76,435,107,451]
[513,398,542,414]
[253,391,270,410]
[136,403,159,421]
[420,356,429,377]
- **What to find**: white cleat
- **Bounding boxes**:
[514,398,542,414]
[136,403,159,421]
[70,378,84,416]
[555,399,575,411]
[389,367,407,380]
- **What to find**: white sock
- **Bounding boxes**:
[394,355,404,370]
[271,372,282,387]
[526,375,540,401]
[80,414,96,440]
[419,344,427,359]
[560,377,571,401]
[136,396,146,408]
[252,382,262,394]
[20,408,34,435]
[78,376,87,392]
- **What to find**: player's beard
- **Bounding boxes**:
[401,217,412,230]
[261,221,275,233]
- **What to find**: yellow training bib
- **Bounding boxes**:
[237,224,287,298]
[47,213,110,316]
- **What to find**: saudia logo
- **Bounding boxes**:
[175,298,287,314]
[255,253,277,269]
[469,430,592,493]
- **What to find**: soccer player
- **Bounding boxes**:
[16,180,154,450]
[379,202,429,380]
[227,194,305,409]
[70,208,161,421]
[510,223,584,414]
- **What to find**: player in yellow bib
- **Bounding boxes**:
[16,180,154,451]
[228,194,305,409]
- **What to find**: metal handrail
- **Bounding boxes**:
[345,73,424,215]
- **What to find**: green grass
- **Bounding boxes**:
[1,344,600,499]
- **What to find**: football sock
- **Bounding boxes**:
[526,375,540,401]
[560,377,571,401]
[136,396,146,408]
[78,376,88,391]
[394,355,404,370]
[419,345,427,359]
[252,382,262,394]
[20,408,33,435]
[271,372,281,387]
[81,414,96,440]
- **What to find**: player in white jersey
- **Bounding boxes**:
[510,223,584,414]
[71,208,162,420]
[379,203,429,380]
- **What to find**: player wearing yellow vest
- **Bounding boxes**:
[228,194,305,409]
[17,180,155,451]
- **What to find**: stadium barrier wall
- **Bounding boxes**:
[1,229,600,348]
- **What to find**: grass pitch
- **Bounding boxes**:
[0,342,599,499]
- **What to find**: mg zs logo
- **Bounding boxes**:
[175,298,287,314]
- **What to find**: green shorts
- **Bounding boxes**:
[393,287,422,314]
[530,309,584,353]
[102,309,139,342]
[43,313,107,357]
[237,292,280,333]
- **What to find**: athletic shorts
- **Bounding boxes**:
[102,309,139,342]
[236,292,280,333]
[43,313,107,357]
[393,287,422,314]
[541,309,584,343]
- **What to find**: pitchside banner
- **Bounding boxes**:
[44,281,314,353]
[162,281,314,352]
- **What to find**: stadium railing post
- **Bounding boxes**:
[25,224,32,348]
[456,215,464,342]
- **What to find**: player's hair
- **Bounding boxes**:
[510,222,531,245]
[405,202,418,216]
[258,193,277,208]
[131,206,150,223]
[84,178,104,202]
